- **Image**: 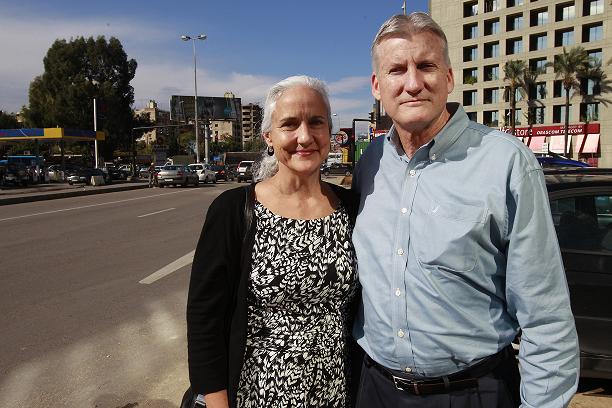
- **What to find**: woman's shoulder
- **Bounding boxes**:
[208,185,251,215]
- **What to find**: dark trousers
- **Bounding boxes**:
[355,350,520,408]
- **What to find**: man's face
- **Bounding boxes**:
[372,32,454,134]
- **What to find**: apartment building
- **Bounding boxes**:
[241,103,263,148]
[134,100,170,145]
[430,0,611,166]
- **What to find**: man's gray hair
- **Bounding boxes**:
[371,12,451,71]
[253,75,332,181]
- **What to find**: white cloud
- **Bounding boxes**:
[327,76,370,95]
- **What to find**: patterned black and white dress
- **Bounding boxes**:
[236,201,358,408]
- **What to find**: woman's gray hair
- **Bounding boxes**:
[253,75,332,181]
[371,12,451,71]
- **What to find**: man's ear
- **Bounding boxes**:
[371,72,381,101]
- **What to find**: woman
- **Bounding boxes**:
[187,75,359,408]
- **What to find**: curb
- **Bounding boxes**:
[0,183,150,206]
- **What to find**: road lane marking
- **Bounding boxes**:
[139,250,195,284]
[138,208,176,218]
[0,190,198,222]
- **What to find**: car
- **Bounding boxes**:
[536,154,591,169]
[2,162,29,186]
[208,164,230,181]
[236,161,254,183]
[321,162,353,177]
[67,167,110,185]
[157,165,199,187]
[543,168,612,379]
[188,163,216,184]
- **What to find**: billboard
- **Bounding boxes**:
[170,95,242,122]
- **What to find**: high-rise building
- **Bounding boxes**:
[430,0,611,166]
[241,103,263,149]
[134,100,170,145]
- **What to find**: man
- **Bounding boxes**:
[148,162,156,188]
[352,12,579,408]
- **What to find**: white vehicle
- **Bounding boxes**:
[326,152,343,165]
[188,163,216,184]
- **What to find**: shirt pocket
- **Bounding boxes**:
[411,200,486,273]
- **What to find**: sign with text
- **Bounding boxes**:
[499,124,600,137]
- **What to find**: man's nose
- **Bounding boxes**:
[403,68,423,95]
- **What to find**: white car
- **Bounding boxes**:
[188,163,216,184]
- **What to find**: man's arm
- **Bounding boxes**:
[504,169,579,408]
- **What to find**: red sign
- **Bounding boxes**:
[499,124,600,137]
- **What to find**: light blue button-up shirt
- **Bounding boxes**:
[352,103,579,408]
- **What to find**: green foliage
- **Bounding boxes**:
[464,76,478,85]
[243,137,266,152]
[503,60,527,134]
[0,110,18,129]
[22,36,137,160]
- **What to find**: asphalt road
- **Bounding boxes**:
[0,182,236,408]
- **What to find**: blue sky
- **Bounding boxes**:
[0,0,429,131]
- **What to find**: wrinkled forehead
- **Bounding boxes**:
[372,32,448,70]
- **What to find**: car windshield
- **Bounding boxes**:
[163,166,179,170]
[210,165,224,170]
[190,165,203,170]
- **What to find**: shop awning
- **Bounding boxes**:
[0,128,105,142]
[523,136,545,152]
[576,133,600,153]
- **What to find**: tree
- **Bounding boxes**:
[0,110,18,129]
[503,60,527,136]
[22,36,137,159]
[522,68,543,129]
[550,46,590,155]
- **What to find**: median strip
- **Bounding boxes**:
[139,250,195,284]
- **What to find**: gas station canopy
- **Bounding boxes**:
[0,128,105,142]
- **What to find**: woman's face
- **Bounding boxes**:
[264,85,331,177]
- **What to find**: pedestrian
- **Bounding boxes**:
[351,12,579,408]
[148,162,155,188]
[187,75,359,408]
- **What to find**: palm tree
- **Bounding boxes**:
[551,46,590,155]
[521,68,543,135]
[503,60,527,136]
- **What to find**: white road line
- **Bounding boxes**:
[0,190,196,222]
[139,250,195,284]
[138,208,176,218]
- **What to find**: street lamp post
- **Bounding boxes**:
[181,34,207,163]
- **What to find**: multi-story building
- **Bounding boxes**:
[241,103,263,149]
[134,100,170,145]
[430,0,611,166]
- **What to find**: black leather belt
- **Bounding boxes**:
[365,346,512,396]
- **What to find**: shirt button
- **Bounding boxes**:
[401,208,407,214]
[397,329,405,338]
[409,169,416,176]
[397,248,404,255]
[405,367,413,373]
[395,288,401,296]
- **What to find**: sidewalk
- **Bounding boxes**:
[0,180,149,206]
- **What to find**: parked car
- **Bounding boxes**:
[321,162,353,177]
[102,166,129,181]
[536,154,591,169]
[226,164,238,181]
[236,161,254,183]
[3,162,29,186]
[157,165,199,187]
[543,168,612,379]
[208,164,230,181]
[47,164,82,182]
[188,163,216,184]
[67,167,110,185]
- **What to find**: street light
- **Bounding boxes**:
[181,34,207,163]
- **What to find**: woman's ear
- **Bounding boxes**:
[262,132,272,147]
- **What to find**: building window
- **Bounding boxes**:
[464,90,478,106]
[587,49,602,64]
[534,82,547,99]
[484,110,500,126]
[507,13,524,31]
[463,67,478,84]
[530,8,548,26]
[505,108,523,125]
[507,0,524,6]
[484,0,501,12]
[583,23,603,42]
[555,28,574,47]
[529,57,548,73]
[583,0,603,15]
[464,1,479,17]
[506,37,523,55]
[529,33,547,51]
[530,107,546,124]
[463,46,478,62]
[484,87,500,104]
[555,2,576,21]
[466,111,477,121]
[553,105,571,123]
[464,23,479,40]
[484,64,500,81]
[484,42,500,58]
[485,18,501,35]
[580,102,599,122]
[582,77,600,96]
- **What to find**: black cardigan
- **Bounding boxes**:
[187,182,358,407]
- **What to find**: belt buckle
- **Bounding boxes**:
[392,375,421,396]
